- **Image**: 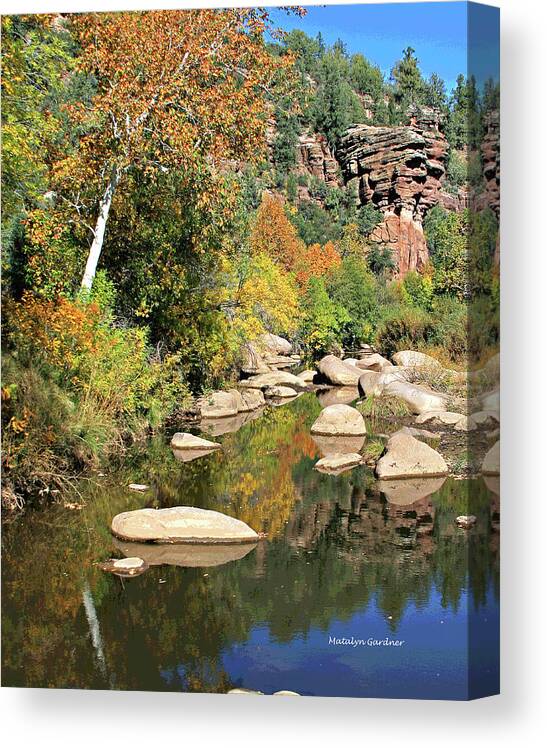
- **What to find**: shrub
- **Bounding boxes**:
[2,293,188,504]
[375,304,435,357]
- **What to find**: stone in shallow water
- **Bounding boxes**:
[273,690,300,696]
[170,432,221,450]
[113,538,257,567]
[375,432,448,480]
[310,404,366,437]
[111,506,259,544]
[100,556,149,577]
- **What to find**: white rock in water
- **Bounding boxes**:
[317,355,363,386]
[376,432,448,480]
[111,506,259,544]
[100,556,149,576]
[198,390,242,418]
[310,404,366,437]
[170,433,221,450]
[383,380,447,415]
[481,440,500,475]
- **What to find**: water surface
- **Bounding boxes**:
[1,393,499,699]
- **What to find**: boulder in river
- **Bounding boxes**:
[298,369,317,383]
[375,431,448,480]
[481,440,500,475]
[416,410,465,426]
[382,380,448,415]
[315,453,362,474]
[238,388,265,412]
[316,355,363,386]
[99,557,149,577]
[355,352,393,372]
[170,433,221,450]
[260,333,292,356]
[310,404,366,437]
[111,507,259,544]
[198,389,241,418]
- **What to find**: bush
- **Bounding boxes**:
[2,293,188,505]
[375,304,435,357]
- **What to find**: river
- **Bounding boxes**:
[1,392,499,698]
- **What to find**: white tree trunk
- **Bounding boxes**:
[81,166,121,291]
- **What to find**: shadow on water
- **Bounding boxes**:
[1,394,499,698]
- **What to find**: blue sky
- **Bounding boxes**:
[270,2,499,94]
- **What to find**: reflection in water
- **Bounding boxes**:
[113,538,258,567]
[1,394,499,698]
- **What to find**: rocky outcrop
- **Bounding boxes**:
[479,111,500,220]
[296,131,340,190]
[337,107,448,274]
[111,507,259,544]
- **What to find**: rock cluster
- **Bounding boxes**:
[296,131,340,191]
[337,108,448,274]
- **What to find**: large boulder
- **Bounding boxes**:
[310,404,366,437]
[198,390,242,418]
[298,369,317,383]
[260,333,292,356]
[383,380,447,415]
[376,431,448,479]
[392,350,442,368]
[316,355,363,386]
[355,352,393,372]
[239,370,308,391]
[239,388,265,412]
[170,433,221,450]
[240,343,270,375]
[111,507,259,544]
[482,440,500,475]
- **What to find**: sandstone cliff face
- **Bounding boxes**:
[480,111,500,219]
[337,108,448,274]
[296,131,340,189]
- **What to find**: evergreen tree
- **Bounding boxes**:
[391,47,425,106]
